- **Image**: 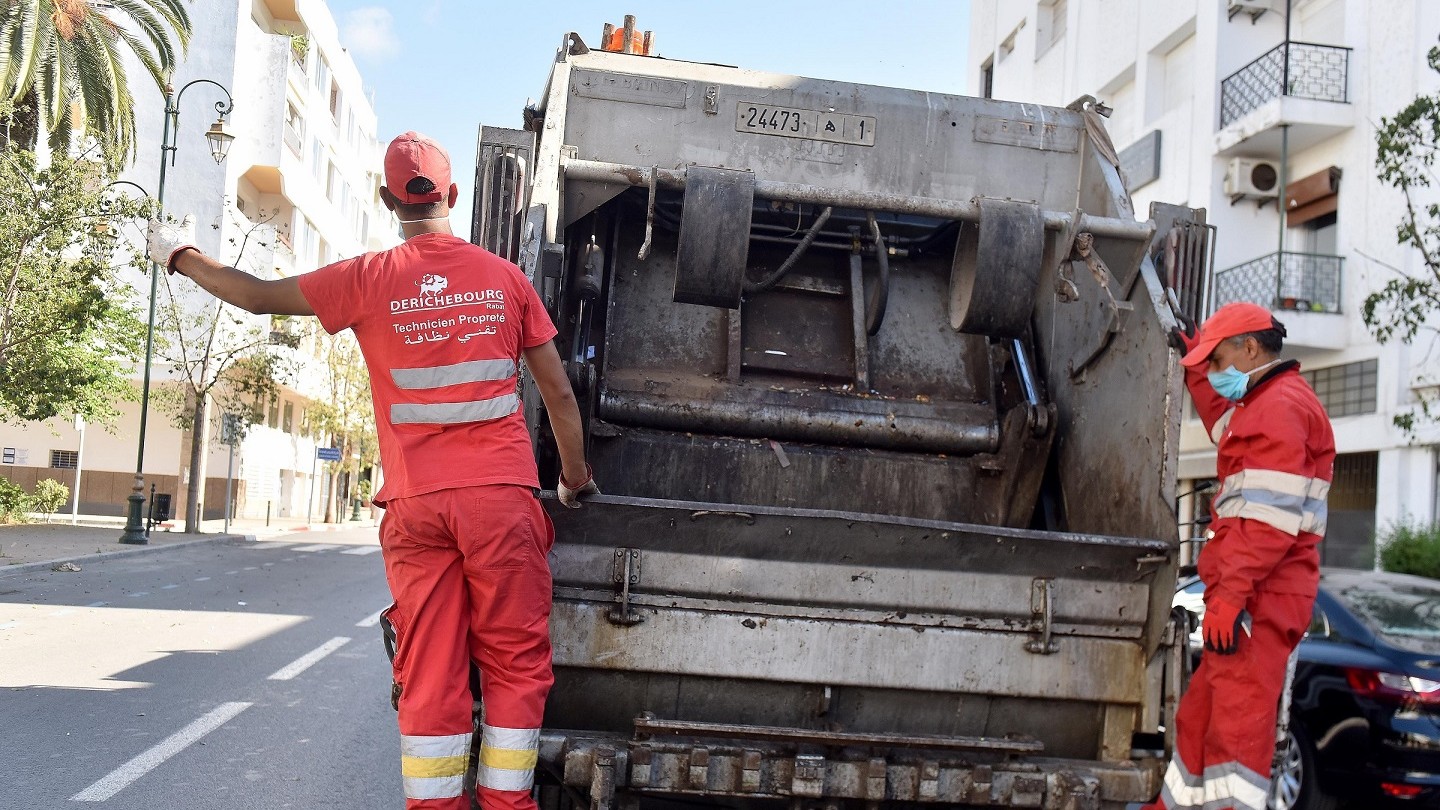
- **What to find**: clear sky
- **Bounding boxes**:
[323,0,972,230]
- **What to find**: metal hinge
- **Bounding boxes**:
[1026,578,1059,654]
[608,548,644,626]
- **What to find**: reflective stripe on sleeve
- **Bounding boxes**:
[392,359,517,390]
[478,724,540,792]
[1209,408,1234,445]
[400,733,469,800]
[391,393,520,425]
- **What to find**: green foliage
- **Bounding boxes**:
[27,477,67,514]
[0,0,192,162]
[0,142,151,424]
[1378,519,1440,579]
[0,478,26,522]
[1373,41,1440,435]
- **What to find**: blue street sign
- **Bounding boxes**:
[316,447,342,461]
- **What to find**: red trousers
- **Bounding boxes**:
[1150,591,1312,810]
[380,485,556,810]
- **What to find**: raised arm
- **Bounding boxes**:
[149,216,313,316]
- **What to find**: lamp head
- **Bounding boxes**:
[205,116,235,163]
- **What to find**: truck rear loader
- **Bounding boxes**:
[469,21,1214,810]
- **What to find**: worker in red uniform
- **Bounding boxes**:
[146,132,599,810]
[1147,302,1334,810]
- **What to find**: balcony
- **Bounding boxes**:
[1216,41,1353,156]
[1212,251,1346,349]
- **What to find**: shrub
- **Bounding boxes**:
[28,478,69,515]
[1378,519,1440,579]
[0,478,26,523]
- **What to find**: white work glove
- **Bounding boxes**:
[558,464,599,508]
[146,215,197,274]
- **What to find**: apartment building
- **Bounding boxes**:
[969,0,1440,566]
[0,0,398,525]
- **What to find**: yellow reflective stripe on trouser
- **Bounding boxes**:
[401,733,469,800]
[478,724,540,792]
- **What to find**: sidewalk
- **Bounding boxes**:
[0,512,378,574]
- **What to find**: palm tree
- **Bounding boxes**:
[0,0,191,161]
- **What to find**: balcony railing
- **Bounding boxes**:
[1213,251,1343,314]
[1220,41,1351,127]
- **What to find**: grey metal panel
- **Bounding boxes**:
[674,166,754,308]
[559,56,1091,216]
[549,601,1147,704]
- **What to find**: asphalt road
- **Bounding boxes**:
[0,529,404,809]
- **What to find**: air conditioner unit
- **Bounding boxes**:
[1224,158,1281,200]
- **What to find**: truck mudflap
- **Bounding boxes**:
[537,725,1159,810]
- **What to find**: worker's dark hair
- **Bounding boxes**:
[1235,316,1286,355]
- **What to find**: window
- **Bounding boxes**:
[1301,358,1377,418]
[284,101,304,155]
[283,402,294,434]
[268,398,280,429]
[314,55,330,93]
[1162,35,1195,114]
[1036,0,1067,56]
[999,26,1019,62]
[329,79,342,121]
[326,162,341,203]
[50,450,78,469]
[980,57,994,99]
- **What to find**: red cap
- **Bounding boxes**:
[384,131,451,205]
[1181,302,1279,367]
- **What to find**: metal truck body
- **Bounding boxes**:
[472,30,1211,810]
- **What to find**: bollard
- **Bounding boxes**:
[266,501,271,527]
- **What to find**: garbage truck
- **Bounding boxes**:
[467,19,1214,810]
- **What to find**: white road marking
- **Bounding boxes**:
[280,557,296,562]
[193,577,210,582]
[355,606,388,628]
[291,544,343,553]
[224,571,238,576]
[126,592,149,599]
[242,566,258,571]
[161,584,178,590]
[84,601,108,608]
[340,546,382,556]
[70,701,252,802]
[267,637,351,681]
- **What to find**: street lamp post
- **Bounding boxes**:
[119,79,236,545]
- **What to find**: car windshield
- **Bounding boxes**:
[1330,573,1440,641]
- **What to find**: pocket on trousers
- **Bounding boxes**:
[468,487,538,569]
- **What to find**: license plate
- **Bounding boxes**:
[735,103,877,147]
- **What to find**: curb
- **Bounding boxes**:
[0,532,255,578]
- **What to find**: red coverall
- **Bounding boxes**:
[1152,361,1334,810]
[299,231,561,810]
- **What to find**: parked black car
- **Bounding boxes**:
[1174,569,1440,810]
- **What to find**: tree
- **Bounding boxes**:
[153,205,295,532]
[1373,41,1440,433]
[309,332,374,523]
[0,138,149,424]
[0,0,191,160]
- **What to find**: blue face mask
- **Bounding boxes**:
[1207,365,1251,401]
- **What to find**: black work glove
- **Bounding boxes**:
[1167,314,1198,354]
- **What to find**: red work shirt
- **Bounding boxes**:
[298,233,557,505]
[1187,361,1336,607]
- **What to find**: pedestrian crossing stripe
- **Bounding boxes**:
[340,546,382,555]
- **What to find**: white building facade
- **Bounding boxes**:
[0,0,397,526]
[969,0,1440,567]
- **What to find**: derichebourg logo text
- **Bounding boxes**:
[390,288,505,314]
